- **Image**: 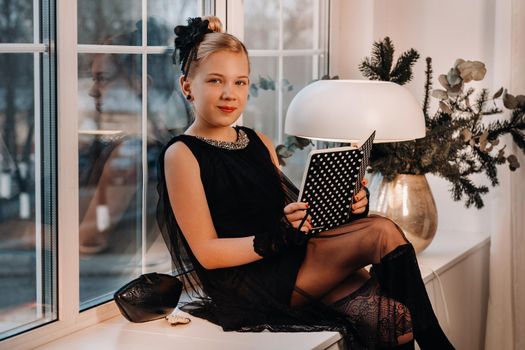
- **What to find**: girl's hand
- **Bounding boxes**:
[283,202,312,233]
[352,178,369,214]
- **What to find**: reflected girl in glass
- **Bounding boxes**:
[78,17,186,255]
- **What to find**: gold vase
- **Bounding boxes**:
[368,173,437,253]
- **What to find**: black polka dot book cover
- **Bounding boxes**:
[298,131,376,236]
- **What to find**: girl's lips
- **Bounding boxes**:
[218,106,237,113]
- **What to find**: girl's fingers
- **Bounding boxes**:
[287,210,311,222]
[286,211,303,222]
[283,201,309,215]
[292,218,312,231]
[299,223,311,232]
[351,199,368,213]
[352,207,366,214]
[353,188,367,202]
[361,178,368,186]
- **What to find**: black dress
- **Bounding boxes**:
[156,125,365,348]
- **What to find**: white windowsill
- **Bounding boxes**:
[34,229,490,350]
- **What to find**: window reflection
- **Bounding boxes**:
[77,17,191,308]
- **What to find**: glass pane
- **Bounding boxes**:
[78,53,143,309]
[78,0,142,45]
[281,56,314,185]
[0,1,33,43]
[244,0,279,50]
[283,0,313,49]
[244,57,279,144]
[147,0,199,46]
[0,53,56,338]
[145,53,189,272]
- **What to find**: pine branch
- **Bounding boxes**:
[422,57,433,119]
[446,172,488,209]
[474,147,499,186]
[358,58,384,81]
[511,130,525,152]
[389,49,420,85]
[358,37,419,83]
[380,37,395,80]
[461,178,489,208]
[472,89,489,124]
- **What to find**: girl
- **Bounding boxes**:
[157,16,454,350]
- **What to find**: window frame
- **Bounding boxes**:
[1,0,333,347]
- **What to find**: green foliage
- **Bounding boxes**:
[358,37,420,85]
[362,38,525,208]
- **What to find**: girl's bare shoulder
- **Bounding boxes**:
[164,139,199,173]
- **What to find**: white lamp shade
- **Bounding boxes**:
[284,80,426,143]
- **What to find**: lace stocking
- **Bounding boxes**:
[329,276,413,348]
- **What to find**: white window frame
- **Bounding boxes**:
[1,0,333,347]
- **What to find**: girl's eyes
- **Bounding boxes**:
[207,79,248,86]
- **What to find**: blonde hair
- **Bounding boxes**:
[184,16,250,78]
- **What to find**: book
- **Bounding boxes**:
[298,131,376,235]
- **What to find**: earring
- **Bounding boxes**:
[186,94,192,101]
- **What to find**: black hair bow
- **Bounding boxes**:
[173,17,213,76]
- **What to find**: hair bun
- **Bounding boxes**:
[203,16,223,33]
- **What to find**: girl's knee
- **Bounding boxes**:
[371,216,408,245]
[366,217,408,261]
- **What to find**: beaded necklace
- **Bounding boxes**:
[193,128,250,150]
